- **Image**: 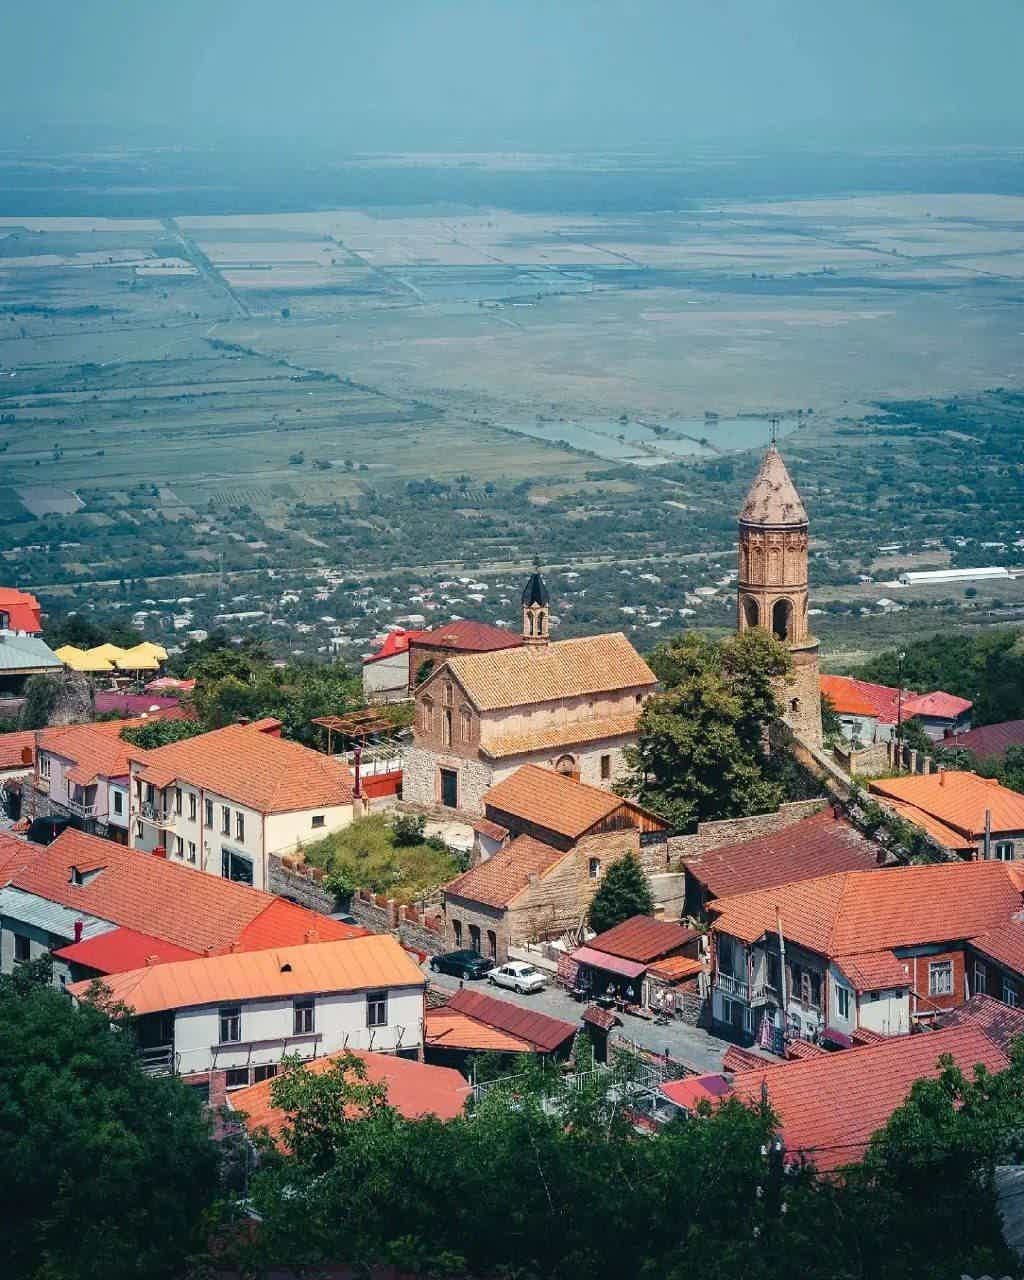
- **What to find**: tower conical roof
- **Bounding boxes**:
[522,559,549,607]
[740,445,808,526]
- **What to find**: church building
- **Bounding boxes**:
[737,440,822,747]
[403,566,658,816]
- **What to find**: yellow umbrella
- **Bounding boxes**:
[69,650,116,673]
[88,643,128,662]
[55,644,87,663]
[114,645,161,672]
[132,640,168,662]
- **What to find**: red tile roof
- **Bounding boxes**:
[870,771,1024,839]
[954,720,1024,762]
[444,835,566,909]
[722,1045,773,1073]
[444,987,577,1053]
[834,950,911,992]
[934,992,1024,1052]
[819,675,879,719]
[647,954,704,983]
[844,678,912,726]
[363,629,430,666]
[68,935,425,1016]
[582,1004,620,1031]
[684,809,881,901]
[0,587,42,633]
[10,828,363,955]
[711,861,1024,957]
[52,926,200,972]
[967,922,1024,980]
[881,798,976,852]
[729,1024,1010,1171]
[586,914,698,964]
[472,817,510,843]
[229,1051,470,1145]
[417,619,523,654]
[134,720,353,814]
[0,832,32,883]
[661,1073,732,1111]
[784,1039,829,1061]
[902,691,972,720]
[0,730,35,771]
[38,718,150,785]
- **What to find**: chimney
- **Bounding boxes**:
[145,954,159,967]
[74,919,84,943]
[939,769,946,786]
[832,804,842,821]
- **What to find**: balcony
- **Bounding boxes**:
[715,972,749,1001]
[139,1045,178,1077]
[750,981,780,1007]
[138,800,173,826]
[66,796,98,819]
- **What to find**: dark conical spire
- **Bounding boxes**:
[521,557,549,607]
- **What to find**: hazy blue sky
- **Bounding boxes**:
[3,0,1023,149]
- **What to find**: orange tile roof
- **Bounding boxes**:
[729,1024,1009,1171]
[967,922,1024,979]
[229,1051,470,1145]
[684,809,880,900]
[935,992,1024,1051]
[134,720,353,814]
[0,730,35,771]
[881,798,976,852]
[444,835,567,909]
[0,832,31,883]
[481,712,641,760]
[68,934,425,1016]
[647,954,704,983]
[711,861,1024,957]
[440,632,656,713]
[445,988,577,1052]
[38,718,150,785]
[424,1008,532,1053]
[483,764,656,840]
[834,950,911,992]
[819,674,879,719]
[870,771,1024,839]
[10,828,361,956]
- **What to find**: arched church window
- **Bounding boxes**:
[742,597,760,630]
[772,598,792,641]
[420,695,434,733]
[750,546,764,582]
[555,754,577,777]
[790,698,801,714]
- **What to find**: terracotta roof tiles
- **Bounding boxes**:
[967,922,1024,979]
[0,730,36,772]
[444,835,567,909]
[38,718,150,785]
[483,764,634,840]
[934,992,1024,1052]
[481,713,642,760]
[134,720,353,814]
[444,987,577,1052]
[870,771,1024,839]
[417,619,523,654]
[953,719,1024,762]
[819,675,879,719]
[69,934,425,1016]
[586,914,698,963]
[52,926,200,972]
[834,950,911,992]
[424,1008,532,1054]
[902,691,972,720]
[441,632,656,713]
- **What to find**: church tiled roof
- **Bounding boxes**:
[740,445,808,527]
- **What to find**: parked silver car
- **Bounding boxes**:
[488,961,546,994]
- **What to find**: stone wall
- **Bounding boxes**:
[267,854,335,914]
[834,740,890,777]
[350,888,445,956]
[402,744,495,816]
[667,798,827,869]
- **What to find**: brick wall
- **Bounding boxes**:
[908,947,967,1015]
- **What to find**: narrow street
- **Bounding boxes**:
[425,966,737,1076]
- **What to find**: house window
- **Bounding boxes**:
[487,930,497,960]
[13,934,30,963]
[366,990,388,1028]
[835,985,850,1020]
[995,841,1015,862]
[225,1068,249,1090]
[204,799,213,829]
[588,857,601,879]
[442,708,452,748]
[112,790,123,816]
[219,1006,242,1044]
[420,696,433,733]
[460,708,472,742]
[600,754,611,781]
[39,754,50,780]
[635,694,643,707]
[442,682,453,706]
[235,812,245,843]
[929,961,953,996]
[452,919,462,948]
[189,792,197,822]
[311,815,325,829]
[135,821,144,840]
[187,841,197,865]
[1004,980,1018,1008]
[469,924,481,954]
[293,998,315,1035]
[974,961,988,996]
[174,835,184,857]
[221,806,231,836]
[253,1064,278,1084]
[174,787,182,815]
[221,849,253,885]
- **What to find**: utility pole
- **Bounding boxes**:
[895,648,907,771]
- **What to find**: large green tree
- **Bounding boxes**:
[587,851,654,933]
[621,628,794,829]
[0,962,219,1280]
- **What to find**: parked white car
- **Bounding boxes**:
[488,961,546,994]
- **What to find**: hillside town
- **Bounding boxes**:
[5,440,1024,1274]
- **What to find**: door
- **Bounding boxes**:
[440,767,458,808]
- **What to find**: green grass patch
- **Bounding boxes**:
[302,814,463,904]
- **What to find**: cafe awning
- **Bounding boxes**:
[570,945,647,980]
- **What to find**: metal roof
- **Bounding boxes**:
[0,887,115,942]
[0,634,62,673]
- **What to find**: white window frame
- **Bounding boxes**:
[366,990,388,1028]
[187,841,197,865]
[995,841,1015,862]
[39,754,51,780]
[112,790,123,816]
[929,960,953,996]
[1004,980,1018,1008]
[235,811,245,843]
[835,985,850,1019]
[974,961,987,995]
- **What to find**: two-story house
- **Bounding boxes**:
[404,568,658,816]
[33,719,145,843]
[708,860,1024,1049]
[870,771,1024,861]
[441,764,670,962]
[69,933,427,1090]
[0,826,364,985]
[127,718,354,889]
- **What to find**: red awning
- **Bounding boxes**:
[571,945,647,980]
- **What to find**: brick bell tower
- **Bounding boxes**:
[737,435,822,746]
[522,558,550,646]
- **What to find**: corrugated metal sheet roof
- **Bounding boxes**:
[0,634,62,672]
[586,914,698,963]
[445,988,577,1052]
[0,887,115,942]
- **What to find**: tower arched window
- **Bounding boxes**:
[555,754,577,778]
[772,598,793,642]
[742,597,760,630]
